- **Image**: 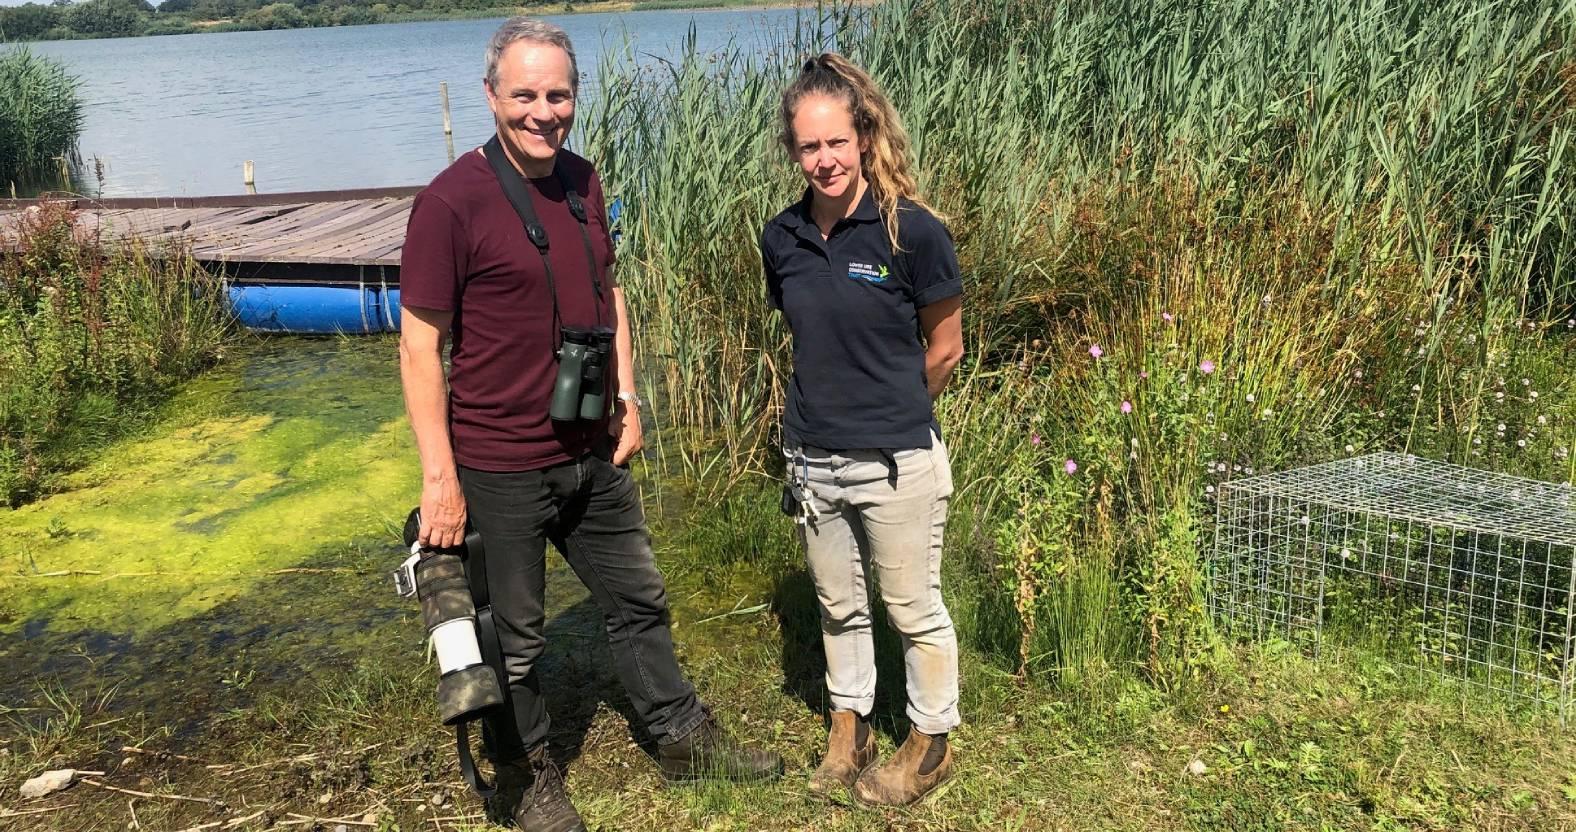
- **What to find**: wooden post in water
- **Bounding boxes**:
[441,81,455,164]
[243,160,256,195]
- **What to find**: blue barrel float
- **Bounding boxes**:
[226,198,621,334]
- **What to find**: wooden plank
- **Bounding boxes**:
[205,201,385,260]
[240,200,411,260]
[282,206,412,260]
[207,200,366,250]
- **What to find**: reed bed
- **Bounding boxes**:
[0,47,82,189]
[581,0,1576,684]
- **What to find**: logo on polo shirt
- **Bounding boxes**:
[847,262,890,283]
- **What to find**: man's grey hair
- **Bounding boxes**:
[485,18,579,93]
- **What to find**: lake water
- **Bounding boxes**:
[27,8,803,197]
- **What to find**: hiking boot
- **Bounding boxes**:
[511,746,586,832]
[808,710,878,796]
[852,727,953,806]
[657,708,784,782]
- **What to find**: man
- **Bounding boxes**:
[398,18,782,832]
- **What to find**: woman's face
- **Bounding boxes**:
[790,93,866,202]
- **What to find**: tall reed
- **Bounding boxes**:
[580,0,1576,683]
[0,47,82,188]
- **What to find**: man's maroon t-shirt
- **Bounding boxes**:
[399,147,616,472]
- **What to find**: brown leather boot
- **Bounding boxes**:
[852,728,952,806]
[808,710,878,796]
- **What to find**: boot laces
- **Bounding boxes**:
[528,755,572,814]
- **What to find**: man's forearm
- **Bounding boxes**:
[612,287,636,396]
[399,340,458,482]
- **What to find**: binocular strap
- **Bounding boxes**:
[455,721,497,798]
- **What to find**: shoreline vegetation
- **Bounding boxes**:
[0,0,804,43]
[3,0,1576,829]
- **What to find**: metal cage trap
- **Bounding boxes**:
[1209,452,1576,718]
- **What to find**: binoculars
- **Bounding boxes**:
[552,325,615,422]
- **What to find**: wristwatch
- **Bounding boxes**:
[616,391,643,408]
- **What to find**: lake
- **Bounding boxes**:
[28,7,804,197]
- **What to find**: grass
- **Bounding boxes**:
[0,47,81,188]
[5,0,1576,828]
[0,204,231,505]
[581,0,1576,684]
[7,470,1576,831]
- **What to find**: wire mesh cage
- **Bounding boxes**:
[1209,452,1576,718]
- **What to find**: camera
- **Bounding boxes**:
[551,325,615,422]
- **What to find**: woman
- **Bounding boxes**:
[760,53,965,806]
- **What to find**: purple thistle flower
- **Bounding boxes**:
[1200,359,1216,375]
[1064,459,1078,475]
[1030,432,1042,446]
[1089,344,1104,359]
[1121,400,1133,414]
[1162,312,1174,323]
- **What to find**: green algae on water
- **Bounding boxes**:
[0,336,421,636]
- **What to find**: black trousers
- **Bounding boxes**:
[457,453,706,762]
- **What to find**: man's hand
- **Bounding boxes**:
[609,400,644,466]
[419,473,468,549]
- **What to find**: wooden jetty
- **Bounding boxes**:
[0,187,421,285]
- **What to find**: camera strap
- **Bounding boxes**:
[483,136,606,344]
[460,528,503,798]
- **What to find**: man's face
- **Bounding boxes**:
[485,41,575,173]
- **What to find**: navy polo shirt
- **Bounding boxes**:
[760,188,962,450]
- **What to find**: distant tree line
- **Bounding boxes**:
[0,0,568,41]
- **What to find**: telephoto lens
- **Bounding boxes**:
[552,327,593,421]
[401,509,504,726]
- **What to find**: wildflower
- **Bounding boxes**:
[1163,312,1175,323]
[1522,378,1531,386]
[1121,400,1133,414]
[1139,371,1150,379]
[1130,437,1139,448]
[1411,384,1422,393]
[1064,459,1078,475]
[1261,408,1274,418]
[1345,444,1355,454]
[1538,415,1548,425]
[1090,344,1104,359]
[1205,485,1215,495]
[1244,467,1254,474]
[1497,423,1507,433]
[1245,393,1255,403]
[1531,391,1539,400]
[1496,391,1505,400]
[1517,439,1527,448]
[1200,360,1216,375]
[1031,432,1042,446]
[1354,369,1363,379]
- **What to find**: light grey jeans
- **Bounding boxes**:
[786,431,961,734]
